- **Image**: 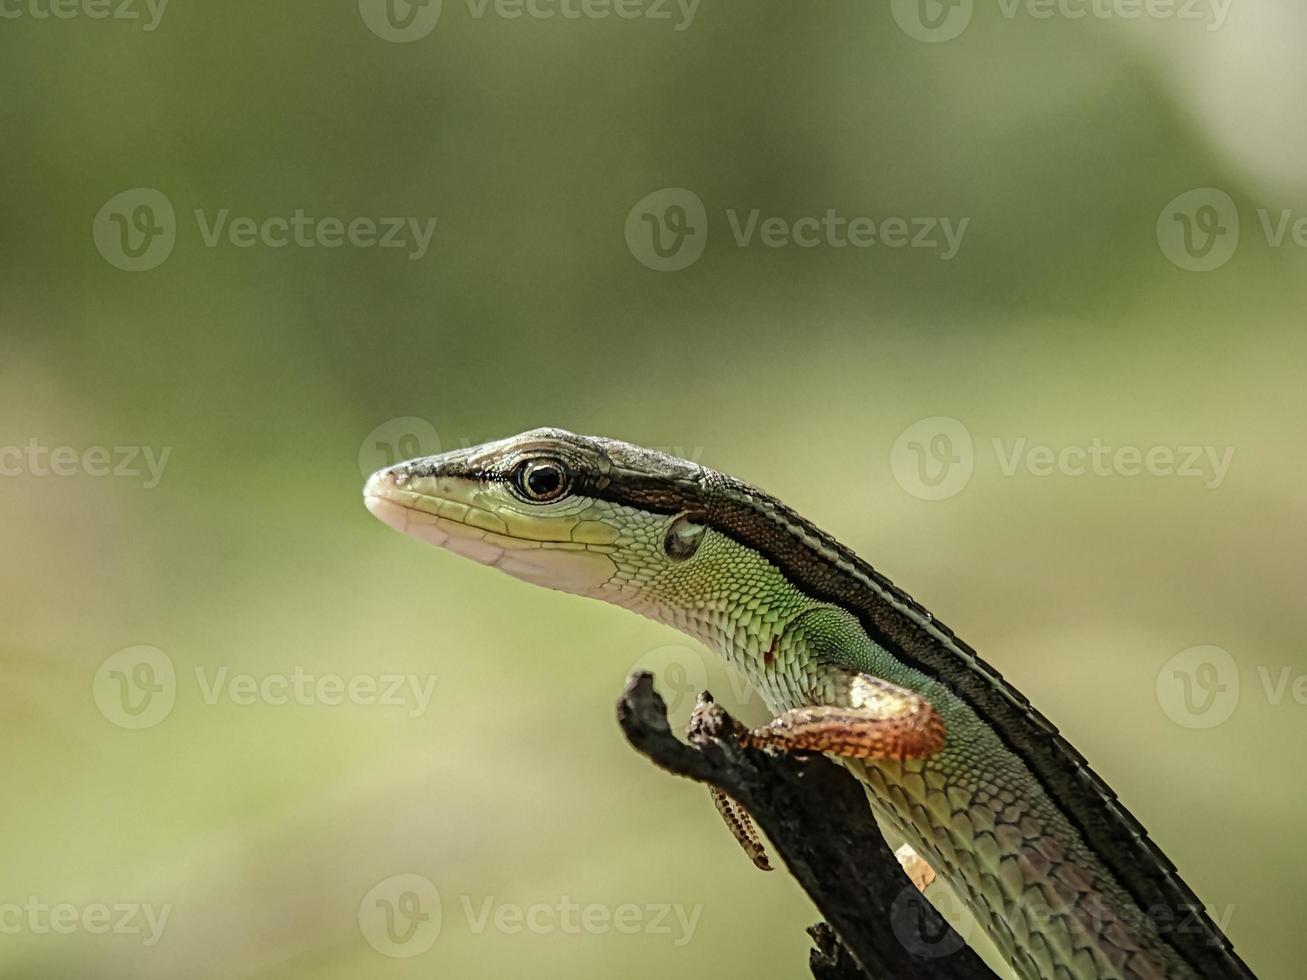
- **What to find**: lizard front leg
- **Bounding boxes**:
[706,606,948,876]
[742,671,945,760]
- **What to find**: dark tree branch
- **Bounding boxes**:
[616,671,997,980]
[808,922,873,980]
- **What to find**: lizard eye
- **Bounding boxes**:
[513,458,570,503]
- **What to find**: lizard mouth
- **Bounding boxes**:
[363,468,620,593]
[364,467,523,564]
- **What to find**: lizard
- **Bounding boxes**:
[362,427,1255,980]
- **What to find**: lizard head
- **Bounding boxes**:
[363,427,711,601]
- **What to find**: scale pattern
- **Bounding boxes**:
[583,505,1197,980]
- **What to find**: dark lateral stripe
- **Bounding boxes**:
[583,464,1252,979]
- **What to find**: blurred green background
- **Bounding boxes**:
[2,1,1305,977]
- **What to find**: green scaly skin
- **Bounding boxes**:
[363,428,1254,980]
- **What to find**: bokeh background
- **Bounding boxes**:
[3,1,1305,977]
